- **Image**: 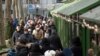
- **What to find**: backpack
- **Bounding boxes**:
[7,48,16,56]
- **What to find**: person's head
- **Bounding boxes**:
[37,19,42,24]
[42,20,46,25]
[43,25,48,31]
[30,43,41,52]
[31,20,35,25]
[28,28,32,34]
[19,19,24,27]
[45,50,56,56]
[50,50,56,56]
[35,25,40,31]
[24,28,29,34]
[88,48,94,56]
[71,37,81,46]
[48,19,54,26]
[16,25,21,32]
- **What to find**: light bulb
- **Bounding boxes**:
[94,25,98,28]
[82,24,85,27]
[94,28,98,32]
[86,24,89,27]
[67,17,71,22]
[68,19,71,22]
[88,26,91,29]
[91,26,94,29]
[94,25,98,32]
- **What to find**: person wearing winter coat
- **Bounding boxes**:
[29,43,43,56]
[15,38,29,56]
[40,38,52,54]
[71,37,82,56]
[32,25,44,40]
[19,28,35,43]
[19,19,25,34]
[48,31,63,50]
[12,25,23,45]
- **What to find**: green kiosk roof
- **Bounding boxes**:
[80,6,100,24]
[51,0,100,16]
[51,0,80,15]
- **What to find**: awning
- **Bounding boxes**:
[51,0,80,14]
[80,6,100,24]
[51,0,100,16]
[51,3,64,11]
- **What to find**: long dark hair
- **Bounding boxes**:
[71,37,81,46]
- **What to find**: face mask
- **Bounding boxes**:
[24,31,28,34]
[44,33,49,38]
[28,29,31,32]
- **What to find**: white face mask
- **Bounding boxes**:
[44,33,49,38]
[24,31,28,34]
[28,29,31,32]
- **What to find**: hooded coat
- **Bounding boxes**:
[48,31,63,50]
[71,37,82,56]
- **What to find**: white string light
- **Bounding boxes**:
[82,24,85,28]
[83,19,87,26]
[67,17,71,22]
[52,12,99,32]
[94,25,98,32]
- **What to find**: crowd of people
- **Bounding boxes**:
[10,15,63,56]
[7,15,83,56]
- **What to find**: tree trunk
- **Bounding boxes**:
[14,0,19,19]
[5,0,12,39]
[5,0,12,19]
[23,0,27,18]
[5,0,14,48]
[18,0,24,20]
[18,0,21,19]
[16,0,19,19]
[12,0,16,18]
[0,0,5,46]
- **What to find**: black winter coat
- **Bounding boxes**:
[48,34,63,50]
[19,33,34,43]
[16,45,29,56]
[12,31,22,45]
[71,46,82,56]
